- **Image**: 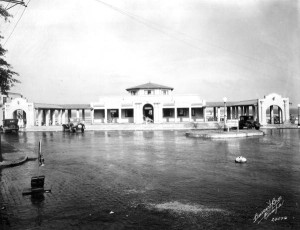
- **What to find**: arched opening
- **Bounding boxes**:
[13,109,27,127]
[266,105,283,124]
[143,104,154,122]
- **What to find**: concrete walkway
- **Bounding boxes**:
[186,129,265,139]
[0,139,37,169]
[21,122,300,132]
[22,122,209,132]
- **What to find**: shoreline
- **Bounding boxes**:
[186,129,265,139]
[18,122,300,132]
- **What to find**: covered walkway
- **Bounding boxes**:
[34,103,91,126]
[206,99,258,122]
[206,93,290,125]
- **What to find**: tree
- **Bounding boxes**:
[0,4,19,95]
[0,3,20,162]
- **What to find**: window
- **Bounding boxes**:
[163,109,174,117]
[131,91,137,95]
[144,90,153,95]
[125,109,133,117]
[162,90,168,95]
[178,108,187,117]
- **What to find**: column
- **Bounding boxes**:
[203,107,206,122]
[38,109,43,126]
[283,100,287,123]
[58,110,62,125]
[217,107,221,122]
[104,109,108,123]
[90,109,94,124]
[174,107,177,123]
[45,109,50,126]
[76,109,80,120]
[189,107,192,122]
[118,108,121,123]
[279,108,282,124]
[52,110,56,125]
[153,103,159,123]
[134,104,138,124]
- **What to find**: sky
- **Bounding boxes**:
[1,0,299,105]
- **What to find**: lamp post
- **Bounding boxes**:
[223,97,227,123]
[298,104,300,127]
[223,97,227,131]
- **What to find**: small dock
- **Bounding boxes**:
[186,129,265,139]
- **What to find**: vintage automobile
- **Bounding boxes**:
[239,115,260,130]
[1,119,19,133]
[62,118,85,133]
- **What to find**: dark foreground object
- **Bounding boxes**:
[22,176,51,196]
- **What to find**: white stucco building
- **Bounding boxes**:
[91,82,206,124]
[1,82,291,128]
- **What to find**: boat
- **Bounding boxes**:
[235,156,247,163]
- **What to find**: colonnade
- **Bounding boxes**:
[35,108,88,126]
[91,106,206,124]
[210,104,258,122]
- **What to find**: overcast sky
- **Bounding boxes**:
[1,0,299,105]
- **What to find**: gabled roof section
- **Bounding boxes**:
[126,82,174,91]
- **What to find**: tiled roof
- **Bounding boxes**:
[126,82,174,91]
[34,103,90,109]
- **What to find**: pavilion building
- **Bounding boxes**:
[2,82,291,127]
[91,82,206,124]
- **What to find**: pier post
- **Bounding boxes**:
[0,134,2,162]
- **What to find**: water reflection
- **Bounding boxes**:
[31,193,45,227]
[1,129,300,229]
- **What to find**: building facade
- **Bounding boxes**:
[91,83,206,124]
[2,83,290,128]
[0,92,24,126]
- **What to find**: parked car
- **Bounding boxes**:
[1,119,19,133]
[62,118,85,133]
[239,116,260,130]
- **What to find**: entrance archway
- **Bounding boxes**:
[13,109,27,127]
[143,104,154,122]
[266,105,283,124]
[258,93,289,125]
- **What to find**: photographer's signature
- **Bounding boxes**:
[253,196,285,224]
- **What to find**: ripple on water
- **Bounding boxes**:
[148,201,225,215]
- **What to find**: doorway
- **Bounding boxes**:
[143,104,154,122]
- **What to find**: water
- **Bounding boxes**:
[1,129,299,229]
